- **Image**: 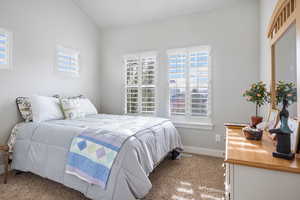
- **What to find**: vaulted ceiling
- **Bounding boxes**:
[74,0,239,28]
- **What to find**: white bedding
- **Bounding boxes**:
[11,114,183,200]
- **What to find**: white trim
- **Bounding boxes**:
[184,145,224,158]
[167,46,211,54]
[173,121,214,130]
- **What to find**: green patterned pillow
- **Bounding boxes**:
[60,98,85,119]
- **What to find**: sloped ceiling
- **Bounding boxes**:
[74,0,240,28]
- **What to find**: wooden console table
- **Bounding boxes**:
[224,125,300,200]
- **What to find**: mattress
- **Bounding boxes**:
[11,114,183,200]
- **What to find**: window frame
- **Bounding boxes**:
[167,46,213,128]
[0,28,13,70]
[124,51,158,116]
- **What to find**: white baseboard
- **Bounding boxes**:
[184,145,224,158]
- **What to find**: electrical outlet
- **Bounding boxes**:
[216,134,221,143]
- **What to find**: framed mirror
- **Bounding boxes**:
[275,23,296,118]
[267,0,299,119]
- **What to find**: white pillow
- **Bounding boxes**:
[79,98,98,115]
[31,95,64,122]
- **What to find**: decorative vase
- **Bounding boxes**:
[251,116,263,127]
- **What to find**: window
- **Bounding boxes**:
[0,28,12,69]
[124,52,157,114]
[56,45,80,76]
[168,46,211,122]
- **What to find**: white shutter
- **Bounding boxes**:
[56,45,80,76]
[125,55,140,114]
[168,46,211,119]
[168,50,187,115]
[0,28,12,69]
[141,55,156,113]
[124,53,157,114]
[189,49,210,117]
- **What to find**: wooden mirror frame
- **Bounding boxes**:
[267,0,299,119]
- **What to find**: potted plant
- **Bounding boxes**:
[275,81,297,106]
[243,81,268,127]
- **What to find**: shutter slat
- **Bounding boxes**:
[56,45,79,74]
[141,55,156,113]
[168,47,210,118]
[0,30,9,66]
[189,49,210,117]
[168,52,187,115]
[125,53,156,114]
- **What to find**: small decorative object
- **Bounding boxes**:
[269,99,294,160]
[269,82,297,160]
[242,126,263,141]
[243,81,269,127]
[264,107,279,131]
[56,45,80,77]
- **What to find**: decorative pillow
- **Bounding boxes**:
[16,97,33,122]
[31,95,65,122]
[54,95,98,115]
[60,98,85,119]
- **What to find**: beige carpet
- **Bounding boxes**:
[0,154,224,200]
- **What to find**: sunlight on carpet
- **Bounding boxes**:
[0,154,224,200]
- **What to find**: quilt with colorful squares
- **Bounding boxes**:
[65,128,126,189]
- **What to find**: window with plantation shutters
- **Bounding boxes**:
[124,52,157,114]
[168,53,187,115]
[125,55,139,113]
[168,46,211,121]
[0,28,12,69]
[56,45,80,76]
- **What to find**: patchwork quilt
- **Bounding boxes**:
[64,114,171,189]
[66,129,124,188]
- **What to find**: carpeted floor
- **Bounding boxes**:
[0,154,224,200]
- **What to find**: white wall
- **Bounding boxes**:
[99,0,260,151]
[0,0,101,144]
[259,0,277,86]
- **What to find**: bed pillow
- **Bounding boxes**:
[79,98,98,115]
[31,95,64,122]
[16,97,33,122]
[54,95,98,115]
[60,98,85,119]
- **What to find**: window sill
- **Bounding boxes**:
[172,121,214,130]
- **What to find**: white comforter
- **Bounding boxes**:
[11,114,183,200]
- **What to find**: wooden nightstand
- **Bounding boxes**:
[0,145,9,184]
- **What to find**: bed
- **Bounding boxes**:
[11,114,183,200]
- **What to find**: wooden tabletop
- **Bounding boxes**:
[225,126,300,174]
[0,145,9,151]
